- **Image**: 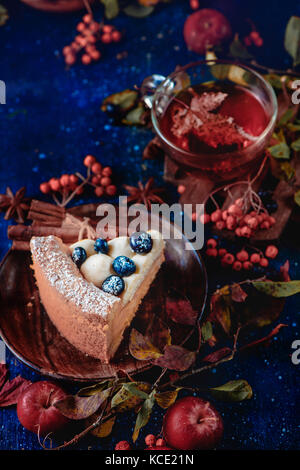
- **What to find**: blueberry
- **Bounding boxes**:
[130,231,152,254]
[72,246,87,268]
[113,256,136,277]
[101,275,125,296]
[94,238,109,254]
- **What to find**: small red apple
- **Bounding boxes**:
[17,381,70,435]
[163,396,223,450]
[183,9,232,54]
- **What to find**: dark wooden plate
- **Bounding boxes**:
[0,206,207,382]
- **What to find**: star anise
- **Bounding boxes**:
[124,177,165,211]
[0,187,30,223]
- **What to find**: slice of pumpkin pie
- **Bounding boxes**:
[30,231,165,363]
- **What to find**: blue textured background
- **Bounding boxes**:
[0,0,299,451]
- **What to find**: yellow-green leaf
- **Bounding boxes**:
[154,388,181,409]
[132,393,155,442]
[0,5,8,26]
[201,322,213,342]
[295,190,300,206]
[77,380,113,396]
[284,16,300,67]
[101,0,119,19]
[111,382,151,413]
[252,280,300,298]
[90,416,116,438]
[210,380,253,402]
[129,329,162,361]
[291,137,300,151]
[268,142,290,159]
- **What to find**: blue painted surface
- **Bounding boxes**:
[0,0,299,450]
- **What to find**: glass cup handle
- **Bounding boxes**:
[140,74,166,109]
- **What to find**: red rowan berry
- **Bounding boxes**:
[207,238,217,249]
[240,226,252,238]
[49,178,61,192]
[177,184,186,194]
[77,22,85,32]
[65,54,76,65]
[206,248,218,257]
[100,177,111,187]
[70,174,78,184]
[250,253,261,264]
[83,13,93,24]
[87,35,97,44]
[226,215,237,230]
[233,261,242,271]
[95,186,104,197]
[235,227,242,237]
[222,210,228,221]
[247,217,258,230]
[156,438,166,447]
[92,176,99,185]
[90,50,101,61]
[106,185,117,196]
[102,25,114,34]
[115,441,131,450]
[60,174,70,187]
[243,261,253,270]
[40,182,51,194]
[112,30,122,42]
[244,36,252,47]
[228,204,243,217]
[260,257,269,267]
[235,198,244,208]
[82,54,92,65]
[215,220,226,230]
[91,162,102,174]
[219,248,227,257]
[211,209,222,222]
[265,245,278,259]
[62,46,72,56]
[84,155,96,167]
[102,166,112,177]
[89,22,100,33]
[222,253,235,265]
[101,33,112,44]
[190,0,199,9]
[250,31,260,41]
[200,213,211,224]
[260,220,270,229]
[268,216,276,226]
[145,435,156,447]
[236,250,249,262]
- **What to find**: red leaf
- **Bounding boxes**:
[240,324,288,352]
[166,298,198,326]
[202,347,232,363]
[0,375,32,407]
[280,260,291,281]
[154,345,196,371]
[0,364,8,390]
[230,284,248,303]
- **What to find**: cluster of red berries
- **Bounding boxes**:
[62,13,122,66]
[114,435,168,451]
[40,174,81,196]
[83,154,117,197]
[190,0,199,10]
[244,30,263,47]
[200,198,276,238]
[205,238,279,271]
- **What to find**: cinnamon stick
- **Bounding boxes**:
[28,200,65,226]
[7,225,80,243]
[11,240,30,251]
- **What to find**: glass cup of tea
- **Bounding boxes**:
[142,60,278,182]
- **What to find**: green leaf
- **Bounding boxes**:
[268,142,290,159]
[294,189,300,206]
[101,0,119,19]
[229,38,253,60]
[252,280,300,298]
[122,383,149,400]
[129,329,162,361]
[0,5,8,26]
[280,161,295,181]
[101,89,138,112]
[201,321,213,342]
[279,108,295,126]
[210,380,253,402]
[132,392,155,442]
[111,382,151,412]
[155,388,181,409]
[122,105,145,126]
[291,137,300,151]
[123,4,154,18]
[264,73,283,90]
[284,16,300,67]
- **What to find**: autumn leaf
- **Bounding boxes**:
[240,324,288,351]
[101,89,138,113]
[268,142,290,159]
[202,347,232,363]
[154,345,196,371]
[111,382,151,413]
[208,286,232,335]
[294,190,300,207]
[129,329,162,361]
[77,380,113,396]
[54,389,111,420]
[124,4,154,17]
[89,415,116,438]
[230,284,248,303]
[252,280,300,297]
[0,5,8,26]
[284,16,300,67]
[210,380,253,402]
[154,389,181,409]
[201,321,213,342]
[166,295,198,326]
[147,316,171,352]
[0,375,31,407]
[132,391,155,442]
[101,0,119,19]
